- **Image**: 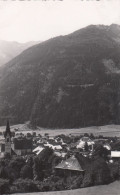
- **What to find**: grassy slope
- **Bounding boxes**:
[14,181,120,195]
[1,123,120,137]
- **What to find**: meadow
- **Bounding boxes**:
[15,180,120,195]
[1,123,120,137]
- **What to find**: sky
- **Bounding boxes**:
[0,0,120,43]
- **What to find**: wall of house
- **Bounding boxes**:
[55,168,84,177]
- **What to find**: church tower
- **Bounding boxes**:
[4,120,11,155]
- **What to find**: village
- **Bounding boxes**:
[0,121,120,194]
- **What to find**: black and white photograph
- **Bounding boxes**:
[0,0,120,194]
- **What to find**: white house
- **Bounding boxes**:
[33,146,44,155]
[76,137,94,149]
[111,151,120,158]
[44,142,62,150]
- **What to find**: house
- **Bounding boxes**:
[11,137,33,156]
[54,151,67,158]
[0,142,5,158]
[111,151,120,158]
[76,136,94,149]
[103,143,111,151]
[55,155,84,177]
[33,146,44,155]
[44,142,62,150]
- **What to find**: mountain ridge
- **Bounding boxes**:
[0,40,41,67]
[0,24,120,128]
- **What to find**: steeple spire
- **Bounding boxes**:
[4,120,11,138]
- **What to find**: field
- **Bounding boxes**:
[1,123,120,137]
[14,180,120,195]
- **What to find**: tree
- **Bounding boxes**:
[27,133,32,137]
[20,165,33,179]
[84,133,89,137]
[91,156,111,185]
[84,142,89,151]
[33,147,54,181]
[12,179,38,193]
[8,157,26,178]
[94,144,109,159]
[89,133,95,139]
[0,166,8,179]
[0,179,10,194]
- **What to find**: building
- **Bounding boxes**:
[11,137,33,156]
[33,146,44,155]
[0,141,5,158]
[55,155,84,177]
[103,143,111,151]
[111,151,120,158]
[0,121,33,157]
[44,142,62,150]
[76,136,94,149]
[4,120,12,155]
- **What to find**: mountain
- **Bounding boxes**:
[0,40,40,67]
[0,24,120,128]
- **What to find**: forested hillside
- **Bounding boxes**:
[0,24,120,128]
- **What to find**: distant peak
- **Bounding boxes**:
[110,23,120,28]
[95,24,109,30]
[85,24,120,31]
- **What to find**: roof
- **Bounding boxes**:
[55,155,84,172]
[81,137,93,142]
[54,151,67,158]
[33,146,44,155]
[44,143,62,150]
[103,144,111,150]
[13,137,33,150]
[11,148,17,156]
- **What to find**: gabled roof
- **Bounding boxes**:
[33,146,44,155]
[13,137,32,149]
[11,148,17,156]
[80,137,93,142]
[44,143,62,150]
[103,143,111,150]
[55,155,84,171]
[54,151,67,158]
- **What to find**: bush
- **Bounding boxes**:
[8,157,26,179]
[0,179,10,194]
[82,169,93,187]
[108,162,119,181]
[11,179,38,193]
[91,156,111,185]
[20,165,33,179]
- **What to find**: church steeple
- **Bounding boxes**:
[4,120,11,138]
[4,120,11,155]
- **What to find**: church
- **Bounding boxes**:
[4,120,12,155]
[0,121,33,157]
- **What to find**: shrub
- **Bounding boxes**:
[0,179,10,194]
[11,178,38,193]
[108,162,119,181]
[20,165,33,179]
